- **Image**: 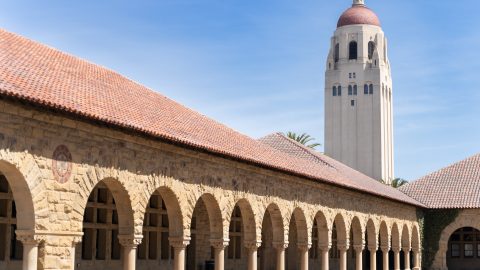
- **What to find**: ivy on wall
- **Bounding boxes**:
[420,209,459,269]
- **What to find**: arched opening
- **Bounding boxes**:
[77,179,135,270]
[369,84,374,95]
[186,194,223,270]
[350,217,363,269]
[259,204,284,270]
[368,41,376,60]
[365,219,378,270]
[447,227,480,270]
[334,43,340,63]
[138,187,184,269]
[0,174,22,269]
[401,224,411,269]
[333,86,337,97]
[338,86,342,96]
[331,214,347,270]
[390,223,400,270]
[349,41,358,60]
[348,85,353,96]
[286,208,308,270]
[225,199,256,270]
[311,212,328,269]
[378,221,389,270]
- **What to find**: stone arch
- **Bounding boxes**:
[157,186,185,238]
[232,198,257,243]
[432,211,480,269]
[193,193,224,240]
[350,216,364,246]
[290,207,310,245]
[333,213,348,246]
[262,203,285,243]
[411,225,420,252]
[0,160,35,231]
[401,224,411,250]
[314,210,330,248]
[87,178,135,235]
[366,219,378,249]
[391,223,401,250]
[379,221,390,249]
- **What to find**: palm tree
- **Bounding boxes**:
[382,178,409,188]
[284,132,322,149]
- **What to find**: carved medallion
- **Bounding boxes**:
[52,145,72,184]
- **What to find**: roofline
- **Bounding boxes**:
[0,92,425,208]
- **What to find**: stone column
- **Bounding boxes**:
[319,245,331,270]
[368,245,377,270]
[403,247,411,270]
[392,247,401,270]
[298,243,311,270]
[170,237,191,270]
[211,239,229,270]
[245,241,261,270]
[15,231,40,270]
[119,235,143,270]
[338,244,348,270]
[381,246,389,270]
[273,241,289,270]
[354,245,363,270]
[412,249,421,270]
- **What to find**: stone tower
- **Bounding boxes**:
[324,0,394,182]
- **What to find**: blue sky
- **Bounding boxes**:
[1,0,479,180]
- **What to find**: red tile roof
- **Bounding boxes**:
[400,153,480,209]
[259,133,420,203]
[0,29,422,206]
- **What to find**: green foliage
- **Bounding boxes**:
[284,132,321,149]
[380,178,409,188]
[421,209,460,269]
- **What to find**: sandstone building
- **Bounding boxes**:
[0,1,477,270]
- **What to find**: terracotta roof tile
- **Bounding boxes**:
[259,133,420,204]
[400,153,480,209]
[0,29,422,206]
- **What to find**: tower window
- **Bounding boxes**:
[349,73,352,79]
[353,85,357,95]
[349,41,358,60]
[353,73,356,78]
[332,86,337,96]
[334,43,339,63]
[368,41,376,60]
[351,100,355,106]
[364,84,368,95]
[369,84,374,94]
[348,85,353,96]
[338,86,342,96]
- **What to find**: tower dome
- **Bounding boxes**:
[337,0,381,28]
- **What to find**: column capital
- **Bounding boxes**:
[244,240,262,251]
[297,243,311,252]
[402,246,412,253]
[319,244,331,252]
[380,245,390,252]
[272,241,289,250]
[169,237,191,248]
[353,244,364,252]
[391,246,401,253]
[368,244,378,252]
[118,234,143,247]
[15,230,40,245]
[210,238,229,249]
[337,244,348,252]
